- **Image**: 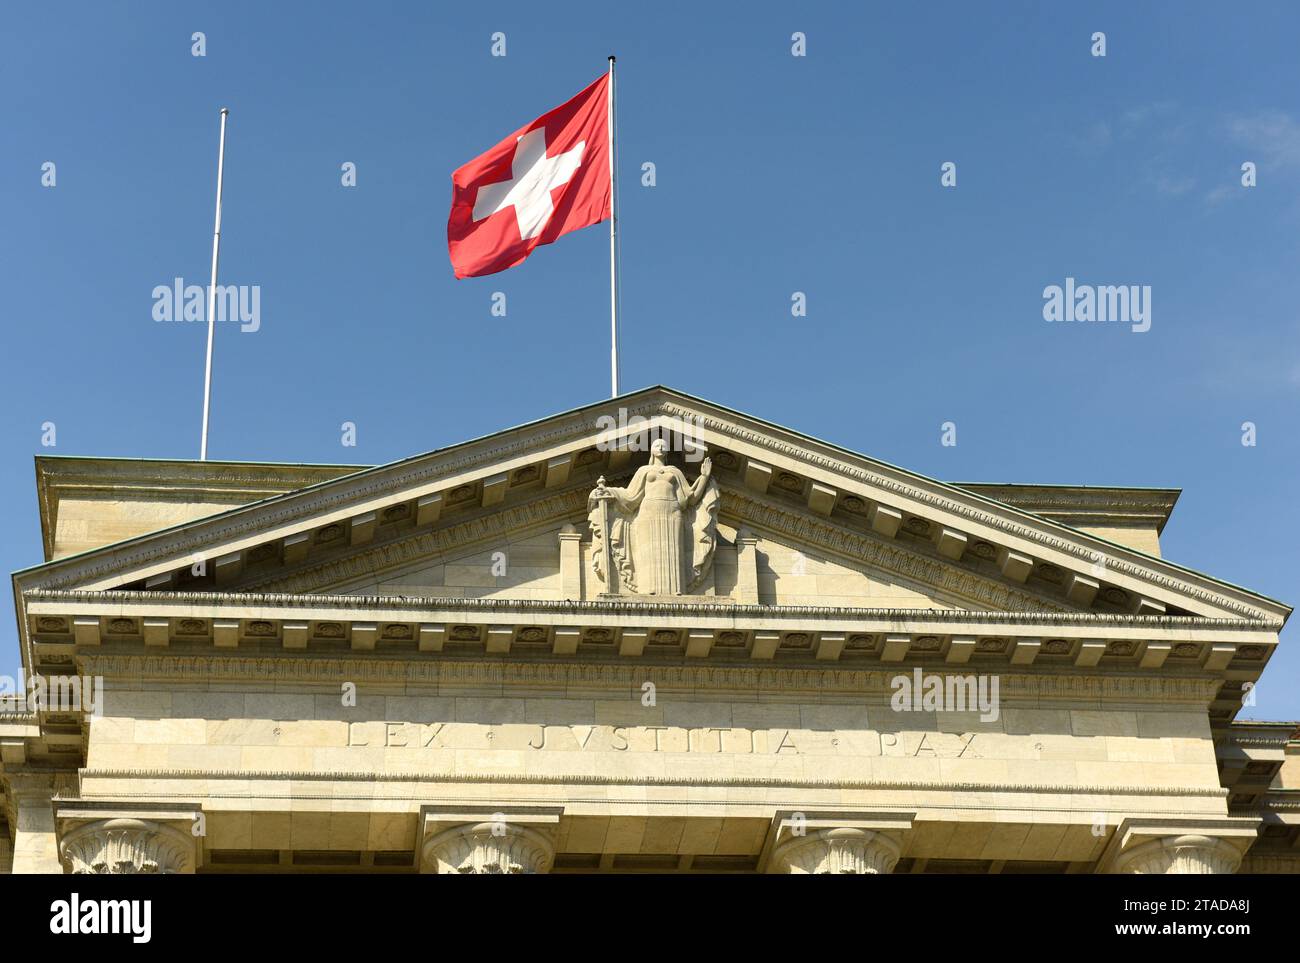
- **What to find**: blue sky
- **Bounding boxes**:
[2,1,1298,718]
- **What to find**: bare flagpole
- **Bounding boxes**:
[199,107,230,460]
[607,56,620,398]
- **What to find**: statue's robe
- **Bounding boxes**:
[588,460,719,595]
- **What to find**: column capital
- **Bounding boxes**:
[419,806,561,874]
[55,804,202,875]
[766,811,913,874]
[59,818,197,875]
[1114,834,1246,875]
[772,827,903,874]
[422,822,556,874]
[1101,817,1260,875]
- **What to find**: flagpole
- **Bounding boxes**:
[607,55,620,398]
[199,107,229,460]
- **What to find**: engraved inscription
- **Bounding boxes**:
[344,721,985,757]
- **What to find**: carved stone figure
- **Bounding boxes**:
[588,439,719,595]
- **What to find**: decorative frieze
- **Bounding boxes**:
[74,652,1226,705]
[76,766,1230,799]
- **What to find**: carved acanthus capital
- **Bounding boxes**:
[422,821,555,875]
[771,827,902,875]
[1114,834,1245,875]
[1101,817,1259,875]
[59,818,196,875]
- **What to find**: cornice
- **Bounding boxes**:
[953,484,1179,531]
[1248,794,1300,813]
[1216,733,1297,750]
[35,458,361,563]
[36,456,361,488]
[24,587,1283,631]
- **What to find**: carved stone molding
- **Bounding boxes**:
[954,483,1179,528]
[76,766,1230,800]
[59,818,196,875]
[771,828,903,874]
[1113,834,1245,875]
[32,587,1277,632]
[421,821,555,874]
[74,653,1225,705]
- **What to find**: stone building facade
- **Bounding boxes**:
[1,387,1296,874]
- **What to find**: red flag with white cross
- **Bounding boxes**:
[448,74,611,279]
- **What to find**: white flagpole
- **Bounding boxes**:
[199,107,229,460]
[607,56,620,398]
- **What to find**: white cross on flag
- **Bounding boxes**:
[448,74,611,278]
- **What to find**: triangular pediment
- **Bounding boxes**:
[257,484,1040,612]
[15,387,1289,626]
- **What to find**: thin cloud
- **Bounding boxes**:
[1203,183,1237,206]
[1225,110,1300,169]
[1120,101,1178,134]
[1153,173,1196,196]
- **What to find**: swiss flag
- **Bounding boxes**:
[448,74,611,279]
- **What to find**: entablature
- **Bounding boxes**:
[24,589,1278,682]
